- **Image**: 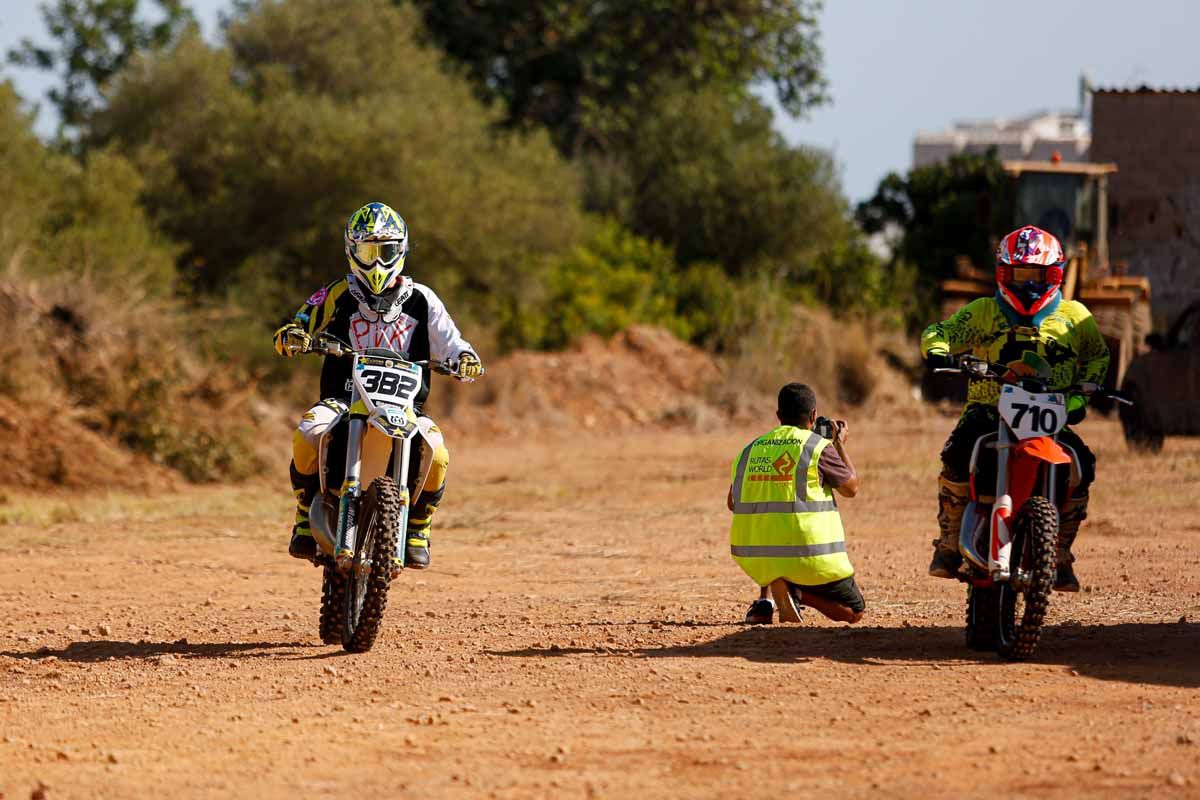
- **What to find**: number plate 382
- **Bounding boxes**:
[353,359,422,408]
[998,385,1067,440]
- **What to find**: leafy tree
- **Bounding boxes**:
[0,80,177,292]
[621,85,848,275]
[857,149,1012,286]
[93,0,583,336]
[408,0,827,155]
[6,0,194,142]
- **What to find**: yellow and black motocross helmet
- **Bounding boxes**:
[344,202,410,313]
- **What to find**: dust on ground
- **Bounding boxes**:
[1,412,1197,799]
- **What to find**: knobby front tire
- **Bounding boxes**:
[997,496,1058,660]
[342,477,401,653]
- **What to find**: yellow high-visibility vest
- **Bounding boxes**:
[729,425,854,587]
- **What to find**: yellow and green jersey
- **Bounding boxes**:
[921,296,1110,411]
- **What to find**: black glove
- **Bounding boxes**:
[925,352,956,371]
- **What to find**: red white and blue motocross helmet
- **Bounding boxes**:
[995,225,1065,316]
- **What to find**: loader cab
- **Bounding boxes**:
[1004,159,1117,293]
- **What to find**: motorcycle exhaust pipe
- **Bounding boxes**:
[308,495,338,557]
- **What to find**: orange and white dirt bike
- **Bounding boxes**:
[933,355,1132,660]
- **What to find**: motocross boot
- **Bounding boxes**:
[1055,493,1088,591]
[403,481,444,569]
[929,474,970,578]
[288,461,321,560]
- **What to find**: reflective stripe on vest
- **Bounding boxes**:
[730,541,847,558]
[730,430,837,514]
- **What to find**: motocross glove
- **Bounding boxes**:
[274,324,312,358]
[925,352,956,371]
[1066,393,1087,426]
[455,351,484,381]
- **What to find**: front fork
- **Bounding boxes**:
[985,430,1059,583]
[335,422,417,574]
[334,417,366,570]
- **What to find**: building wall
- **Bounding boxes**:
[1091,89,1200,325]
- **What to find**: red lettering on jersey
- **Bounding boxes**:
[349,314,417,353]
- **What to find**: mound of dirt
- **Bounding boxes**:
[430,325,758,434]
[0,397,178,491]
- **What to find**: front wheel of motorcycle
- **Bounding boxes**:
[997,496,1058,661]
[341,477,401,653]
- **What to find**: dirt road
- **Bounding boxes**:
[1,414,1197,798]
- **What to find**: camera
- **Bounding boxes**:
[813,415,835,440]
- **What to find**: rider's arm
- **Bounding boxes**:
[417,284,476,363]
[273,279,346,355]
[920,298,994,359]
[1075,310,1111,387]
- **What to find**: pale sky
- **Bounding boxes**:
[3,0,1198,202]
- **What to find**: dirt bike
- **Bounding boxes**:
[933,355,1131,660]
[302,334,476,653]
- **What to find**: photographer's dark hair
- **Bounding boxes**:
[777,383,817,424]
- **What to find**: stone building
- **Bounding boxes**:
[1091,87,1200,325]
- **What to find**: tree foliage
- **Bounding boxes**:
[620,85,846,274]
[857,149,1012,286]
[0,80,178,291]
[408,0,827,156]
[6,0,194,141]
[92,0,583,329]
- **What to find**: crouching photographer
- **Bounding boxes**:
[726,383,866,625]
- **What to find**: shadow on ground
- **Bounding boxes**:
[0,638,311,662]
[489,621,1200,689]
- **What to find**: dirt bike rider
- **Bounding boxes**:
[273,202,483,568]
[921,225,1110,591]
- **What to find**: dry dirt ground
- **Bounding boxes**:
[0,413,1197,799]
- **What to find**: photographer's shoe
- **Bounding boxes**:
[744,598,775,624]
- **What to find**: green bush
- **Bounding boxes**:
[498,220,731,350]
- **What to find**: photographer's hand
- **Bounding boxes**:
[833,419,849,446]
[831,419,859,498]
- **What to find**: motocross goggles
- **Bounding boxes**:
[997,262,1064,316]
[349,239,406,268]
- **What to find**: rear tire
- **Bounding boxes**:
[342,477,400,653]
[997,496,1057,661]
[318,566,345,645]
[965,586,1000,651]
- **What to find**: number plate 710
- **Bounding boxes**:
[998,385,1067,440]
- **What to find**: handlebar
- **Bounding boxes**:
[932,354,1132,406]
[309,335,478,380]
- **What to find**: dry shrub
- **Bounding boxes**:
[712,286,923,418]
[0,269,265,483]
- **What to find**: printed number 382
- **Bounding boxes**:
[361,369,419,397]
